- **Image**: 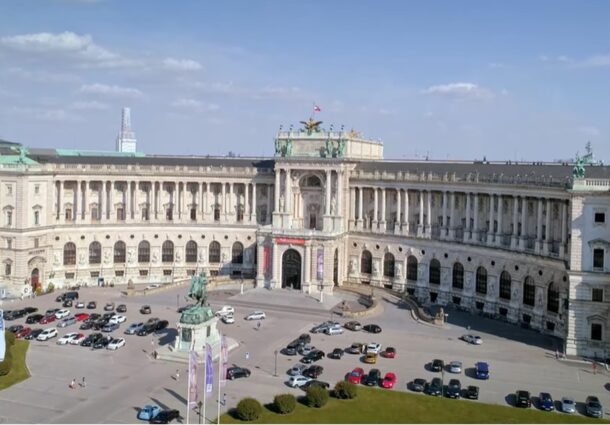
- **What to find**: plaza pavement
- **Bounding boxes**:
[0,284,608,423]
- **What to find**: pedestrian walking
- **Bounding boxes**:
[69,378,76,389]
[555,349,559,360]
[175,369,180,381]
[257,321,261,330]
[222,393,227,406]
[245,351,250,361]
[81,377,86,388]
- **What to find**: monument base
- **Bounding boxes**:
[156,335,240,364]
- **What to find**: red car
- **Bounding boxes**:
[347,367,365,384]
[15,327,32,338]
[381,372,397,389]
[75,313,89,322]
[382,347,396,358]
[39,315,56,324]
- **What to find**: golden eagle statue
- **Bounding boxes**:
[300,118,323,135]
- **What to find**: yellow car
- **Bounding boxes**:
[364,353,378,364]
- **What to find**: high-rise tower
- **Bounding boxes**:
[116,107,137,153]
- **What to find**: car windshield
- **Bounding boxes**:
[350,371,360,376]
[589,401,601,407]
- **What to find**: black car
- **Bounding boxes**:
[150,409,181,424]
[362,324,382,333]
[81,333,103,347]
[282,346,299,356]
[8,325,24,334]
[447,379,461,399]
[515,390,531,408]
[79,321,93,330]
[87,301,97,309]
[363,368,381,386]
[301,380,330,391]
[585,396,603,418]
[25,329,43,340]
[431,359,444,372]
[410,378,426,392]
[63,299,73,308]
[55,295,64,302]
[88,313,101,321]
[301,350,325,364]
[296,333,311,344]
[116,304,127,313]
[26,314,44,324]
[23,307,38,314]
[464,385,479,400]
[137,324,156,336]
[7,309,27,320]
[328,348,344,359]
[154,320,169,332]
[226,367,250,380]
[93,319,110,330]
[102,312,116,320]
[303,365,324,378]
[93,335,112,349]
[427,378,442,396]
[140,305,152,314]
[344,321,362,331]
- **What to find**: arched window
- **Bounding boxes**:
[162,240,174,262]
[523,276,535,306]
[114,241,126,264]
[547,282,559,313]
[499,271,512,300]
[185,241,198,263]
[138,241,150,263]
[360,250,372,274]
[383,253,395,277]
[63,242,76,266]
[89,241,101,265]
[429,259,441,284]
[232,242,244,264]
[209,241,221,263]
[407,256,418,281]
[475,267,487,295]
[452,262,464,289]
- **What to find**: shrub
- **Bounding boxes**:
[273,393,296,414]
[334,381,358,399]
[236,397,262,421]
[5,331,16,347]
[0,350,13,376]
[46,282,55,293]
[305,386,329,408]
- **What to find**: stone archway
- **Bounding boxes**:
[282,249,302,290]
[31,268,40,292]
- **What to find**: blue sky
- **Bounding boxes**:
[0,0,609,161]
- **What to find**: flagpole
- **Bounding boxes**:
[186,352,192,425]
[202,346,207,425]
[217,333,222,424]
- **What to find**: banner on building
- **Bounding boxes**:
[219,336,228,387]
[205,343,214,395]
[316,248,324,281]
[263,246,270,277]
[275,237,305,245]
[188,350,198,407]
[0,309,5,362]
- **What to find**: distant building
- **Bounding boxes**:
[115,107,137,153]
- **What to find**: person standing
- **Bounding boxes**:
[245,351,250,361]
[70,378,76,389]
[81,377,86,388]
[175,369,180,381]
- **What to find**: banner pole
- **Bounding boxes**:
[202,346,207,425]
[186,352,191,425]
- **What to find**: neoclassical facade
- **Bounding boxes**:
[0,121,609,358]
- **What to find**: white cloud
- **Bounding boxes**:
[193,80,308,101]
[80,83,142,98]
[171,98,219,112]
[70,100,109,110]
[578,126,600,137]
[6,67,78,83]
[577,54,610,68]
[421,82,494,100]
[163,57,203,71]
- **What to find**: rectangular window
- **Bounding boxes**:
[593,248,604,269]
[65,272,75,279]
[542,225,546,240]
[163,269,173,276]
[190,208,196,221]
[5,263,11,276]
[452,296,461,306]
[594,212,605,224]
[34,238,39,248]
[6,211,12,226]
[546,321,556,331]
[591,323,602,341]
[117,208,125,221]
[499,307,508,317]
[91,207,99,221]
[34,211,40,225]
[6,185,12,195]
[592,288,604,302]
[115,270,124,277]
[475,301,484,311]
[522,314,531,324]
[6,239,12,249]
[34,184,40,194]
[187,269,196,276]
[142,208,149,221]
[65,208,72,221]
[139,270,149,276]
[90,271,100,278]
[166,208,173,221]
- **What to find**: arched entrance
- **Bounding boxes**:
[282,249,302,290]
[31,268,40,292]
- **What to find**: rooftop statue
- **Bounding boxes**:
[300,117,323,135]
[572,156,585,179]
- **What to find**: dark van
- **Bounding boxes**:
[64,291,79,300]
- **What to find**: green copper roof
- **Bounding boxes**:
[0,155,38,165]
[55,149,145,157]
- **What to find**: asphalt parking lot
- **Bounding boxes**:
[0,284,609,423]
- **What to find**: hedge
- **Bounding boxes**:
[334,381,358,399]
[305,386,329,408]
[236,397,263,421]
[273,394,296,414]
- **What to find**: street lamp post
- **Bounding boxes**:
[441,369,445,398]
[197,400,203,424]
[319,283,324,303]
[274,350,278,377]
[176,294,179,310]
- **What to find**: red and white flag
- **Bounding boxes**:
[313,104,321,113]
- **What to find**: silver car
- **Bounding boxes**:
[288,364,307,376]
[124,322,144,335]
[58,316,76,328]
[448,361,462,373]
[561,397,576,414]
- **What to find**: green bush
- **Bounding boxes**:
[305,386,329,408]
[5,331,16,347]
[0,350,13,376]
[34,286,42,296]
[236,397,262,421]
[46,282,55,293]
[273,393,296,414]
[334,381,358,399]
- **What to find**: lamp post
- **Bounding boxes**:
[197,400,203,424]
[274,350,278,377]
[177,294,179,310]
[441,369,445,398]
[319,282,324,303]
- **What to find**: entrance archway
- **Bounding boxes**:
[31,268,40,292]
[282,249,302,290]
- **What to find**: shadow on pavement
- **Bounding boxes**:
[164,387,188,406]
[158,329,178,346]
[150,397,171,411]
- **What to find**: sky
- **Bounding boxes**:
[0,0,609,161]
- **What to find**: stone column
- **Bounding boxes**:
[441,191,448,239]
[251,182,257,223]
[152,182,157,221]
[272,242,280,288]
[520,196,528,250]
[285,170,292,215]
[107,181,113,221]
[403,189,409,234]
[473,193,479,241]
[274,169,281,213]
[304,242,312,287]
[357,187,364,229]
[395,189,401,233]
[256,238,265,287]
[380,188,386,232]
[496,194,503,246]
[199,182,204,219]
[535,198,543,253]
[349,187,356,225]
[486,194,494,244]
[464,192,471,242]
[267,184,273,224]
[221,182,226,221]
[560,201,568,258]
[448,192,456,239]
[82,181,87,221]
[337,170,343,217]
[373,188,379,231]
[511,196,519,249]
[73,180,80,223]
[544,198,551,255]
[244,182,249,223]
[417,190,424,237]
[126,181,132,221]
[426,190,432,238]
[56,180,62,221]
[325,170,332,215]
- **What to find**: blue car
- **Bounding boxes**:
[137,405,161,421]
[475,362,489,379]
[538,392,554,411]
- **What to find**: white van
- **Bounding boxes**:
[325,324,344,335]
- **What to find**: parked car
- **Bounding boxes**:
[300,380,330,391]
[23,307,38,314]
[324,324,344,335]
[37,328,58,341]
[125,322,144,335]
[154,320,169,332]
[107,338,126,350]
[45,308,60,316]
[102,322,120,332]
[40,314,56,325]
[215,306,235,317]
[93,335,112,349]
[87,301,97,309]
[364,353,378,364]
[298,344,315,356]
[116,304,127,313]
[538,392,554,411]
[346,342,366,354]
[310,321,337,334]
[465,385,479,400]
[137,324,156,336]
[15,327,32,338]
[475,362,489,379]
[410,378,427,392]
[69,334,86,345]
[109,315,127,325]
[344,321,362,331]
[346,367,365,384]
[294,333,311,344]
[328,348,344,359]
[561,397,576,414]
[55,309,70,319]
[102,312,116,320]
[137,405,161,421]
[366,343,381,354]
[363,368,381,386]
[362,324,382,333]
[381,372,397,389]
[149,409,181,424]
[79,322,93,330]
[104,302,115,311]
[448,361,462,374]
[245,311,266,320]
[287,375,311,388]
[447,379,462,398]
[585,395,603,418]
[431,359,444,372]
[301,350,325,364]
[58,317,77,328]
[303,365,324,379]
[146,284,161,290]
[461,334,483,345]
[427,378,443,396]
[8,325,24,334]
[515,390,531,408]
[382,347,396,358]
[75,302,85,309]
[283,345,299,356]
[140,305,152,314]
[221,315,235,324]
[288,364,307,376]
[26,314,44,324]
[81,333,103,347]
[25,329,43,340]
[62,299,73,308]
[57,332,80,345]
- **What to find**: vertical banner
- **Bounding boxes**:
[205,343,214,395]
[219,336,228,387]
[0,309,5,362]
[188,350,198,408]
[263,246,270,277]
[316,248,324,281]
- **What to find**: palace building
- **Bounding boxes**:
[0,117,609,358]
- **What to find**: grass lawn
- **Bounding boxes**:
[220,386,608,423]
[0,340,30,391]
